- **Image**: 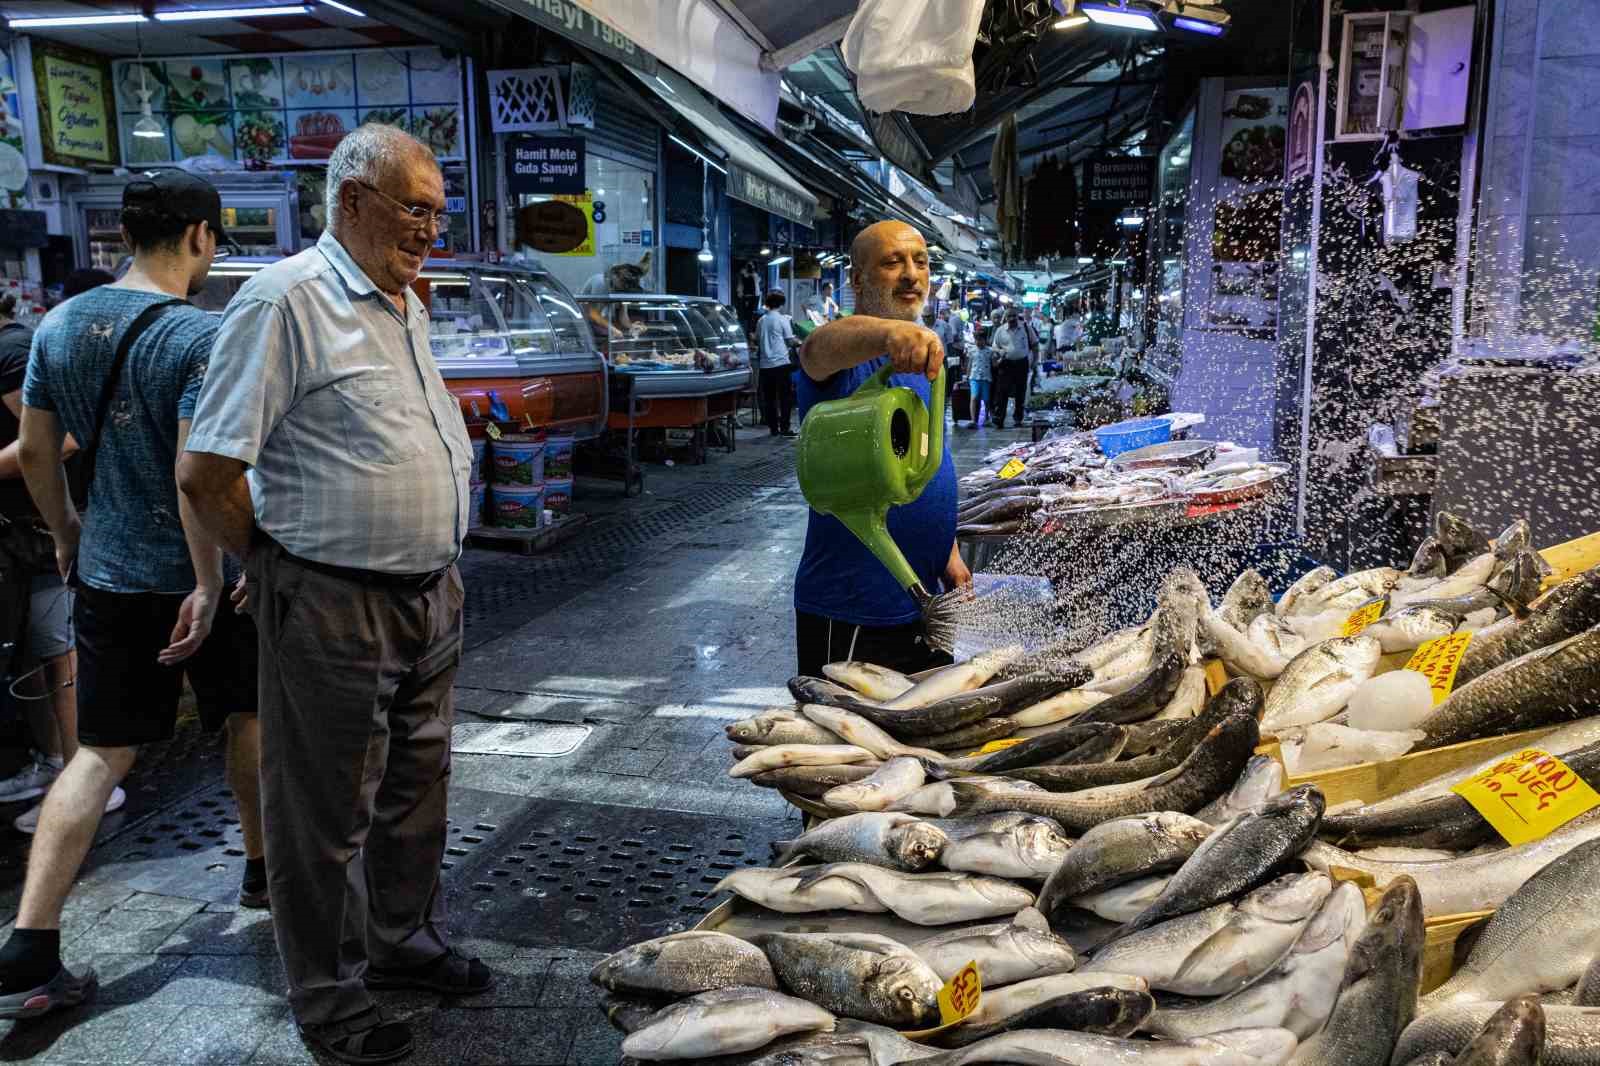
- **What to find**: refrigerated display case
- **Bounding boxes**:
[190,257,607,440]
[66,171,298,270]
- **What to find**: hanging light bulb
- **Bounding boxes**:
[697,228,713,263]
[132,34,163,139]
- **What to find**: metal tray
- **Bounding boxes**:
[1108,440,1218,471]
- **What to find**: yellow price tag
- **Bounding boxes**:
[966,738,1026,757]
[937,960,982,1026]
[484,423,503,441]
[1404,632,1474,705]
[1451,747,1600,846]
[998,459,1026,479]
[1341,599,1386,637]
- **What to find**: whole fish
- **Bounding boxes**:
[1409,536,1447,579]
[1303,815,1600,916]
[1395,1005,1600,1066]
[959,971,1149,1030]
[1364,605,1462,654]
[1455,566,1600,687]
[857,671,1090,740]
[1220,569,1273,630]
[1008,688,1112,727]
[729,744,877,779]
[1450,996,1546,1066]
[879,647,1025,710]
[1196,754,1284,824]
[1071,875,1171,923]
[1120,785,1326,935]
[1415,628,1600,750]
[1300,567,1402,616]
[771,812,948,871]
[602,994,662,1034]
[789,864,1034,926]
[620,987,836,1061]
[915,718,1020,753]
[1392,553,1499,612]
[1426,839,1600,1007]
[1437,511,1494,572]
[890,777,1046,818]
[913,912,1078,987]
[936,986,1154,1047]
[1250,613,1310,665]
[1577,955,1600,1007]
[1202,611,1294,680]
[1076,649,1188,725]
[1320,740,1600,850]
[940,818,1071,880]
[1086,873,1336,997]
[1155,665,1208,720]
[953,722,1122,774]
[823,661,914,702]
[1287,877,1424,1066]
[905,1026,1298,1066]
[1039,812,1214,921]
[802,705,946,761]
[1260,637,1383,731]
[1121,719,1192,757]
[712,866,887,915]
[1279,566,1337,617]
[751,932,942,1029]
[923,811,1065,844]
[591,931,779,997]
[751,764,877,797]
[727,710,840,747]
[790,676,879,710]
[949,714,1260,834]
[1143,880,1365,1039]
[823,757,927,813]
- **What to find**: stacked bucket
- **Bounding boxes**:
[477,433,576,531]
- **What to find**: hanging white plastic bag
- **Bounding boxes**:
[1380,154,1420,243]
[841,0,986,116]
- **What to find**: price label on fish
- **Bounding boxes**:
[1451,748,1600,846]
[1404,632,1473,705]
[1340,599,1386,637]
[972,738,1026,755]
[997,459,1026,480]
[937,960,982,1026]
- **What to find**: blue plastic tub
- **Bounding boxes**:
[1094,416,1173,458]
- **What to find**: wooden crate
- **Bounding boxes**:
[1328,866,1492,994]
[1540,530,1600,586]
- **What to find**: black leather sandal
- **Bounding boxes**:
[300,1006,414,1065]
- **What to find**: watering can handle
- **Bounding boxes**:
[855,361,946,484]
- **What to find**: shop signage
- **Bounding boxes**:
[32,42,117,167]
[514,193,594,255]
[1082,156,1155,208]
[507,135,586,196]
[508,0,658,76]
[727,164,813,226]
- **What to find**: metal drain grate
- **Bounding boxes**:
[101,782,250,904]
[442,789,795,953]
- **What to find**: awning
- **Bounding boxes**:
[631,66,819,227]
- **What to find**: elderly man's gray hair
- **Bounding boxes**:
[325,123,433,230]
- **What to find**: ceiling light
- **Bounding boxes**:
[1172,15,1224,35]
[320,0,366,13]
[669,135,727,175]
[9,12,147,26]
[1080,2,1162,31]
[132,38,163,139]
[1165,3,1230,35]
[154,5,311,21]
[1077,256,1094,264]
[1054,14,1090,29]
[697,236,714,264]
[759,246,771,255]
[1118,213,1145,227]
[768,255,791,267]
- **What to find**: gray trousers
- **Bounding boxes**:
[251,542,464,1026]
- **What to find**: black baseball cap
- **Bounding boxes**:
[123,170,239,254]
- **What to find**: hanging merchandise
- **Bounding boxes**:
[990,114,1021,264]
[1022,153,1078,261]
[1380,151,1420,244]
[841,0,986,115]
[487,68,566,133]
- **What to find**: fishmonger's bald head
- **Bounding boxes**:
[850,221,929,322]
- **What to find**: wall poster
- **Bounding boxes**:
[1206,87,1288,332]
[33,40,117,167]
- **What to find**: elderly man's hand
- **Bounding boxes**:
[884,321,944,381]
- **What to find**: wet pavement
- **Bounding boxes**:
[0,415,1034,1065]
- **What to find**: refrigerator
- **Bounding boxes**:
[66,170,298,271]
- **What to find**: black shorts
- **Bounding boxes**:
[76,585,259,748]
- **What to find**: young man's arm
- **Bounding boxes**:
[799,315,944,382]
[161,418,222,665]
[0,391,75,478]
[18,405,76,580]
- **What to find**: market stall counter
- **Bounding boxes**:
[578,294,752,476]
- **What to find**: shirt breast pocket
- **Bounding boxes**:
[332,372,421,465]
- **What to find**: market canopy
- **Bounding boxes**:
[631,64,819,227]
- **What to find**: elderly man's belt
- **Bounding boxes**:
[282,548,450,593]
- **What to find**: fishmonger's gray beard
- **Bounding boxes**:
[855,282,926,322]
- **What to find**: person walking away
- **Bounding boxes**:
[178,124,486,1066]
[0,290,87,824]
[931,308,963,382]
[0,170,264,1017]
[791,221,969,677]
[965,327,994,429]
[757,290,799,437]
[991,309,1030,428]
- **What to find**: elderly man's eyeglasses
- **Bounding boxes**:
[356,181,449,230]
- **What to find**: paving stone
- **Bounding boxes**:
[565,1012,626,1066]
[584,747,669,777]
[139,1004,282,1065]
[411,1006,578,1066]
[119,892,209,915]
[443,953,552,1009]
[0,1003,182,1064]
[242,1010,320,1066]
[157,906,281,955]
[69,906,193,954]
[82,951,187,1003]
[146,954,288,1005]
[536,953,607,1008]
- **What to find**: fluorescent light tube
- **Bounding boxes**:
[1054,15,1090,29]
[9,12,148,26]
[1081,4,1162,31]
[321,0,366,14]
[668,135,727,175]
[768,256,791,267]
[1173,15,1224,35]
[155,6,312,22]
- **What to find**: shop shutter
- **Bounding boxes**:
[587,83,659,171]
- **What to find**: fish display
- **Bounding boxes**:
[1394,1005,1600,1066]
[1037,812,1213,921]
[591,931,779,997]
[772,812,949,871]
[786,864,1035,925]
[1414,629,1600,750]
[751,932,943,1029]
[620,987,836,1061]
[938,816,1071,880]
[912,913,1078,987]
[1260,637,1383,731]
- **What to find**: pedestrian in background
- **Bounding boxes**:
[0,171,261,1018]
[756,289,799,438]
[991,308,1030,428]
[965,326,994,429]
[179,124,485,1066]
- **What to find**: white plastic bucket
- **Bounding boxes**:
[544,435,576,480]
[491,434,545,487]
[492,483,545,529]
[544,477,573,516]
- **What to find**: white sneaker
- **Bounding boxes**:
[14,787,125,835]
[0,752,62,804]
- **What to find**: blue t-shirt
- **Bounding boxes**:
[23,286,217,594]
[794,356,958,627]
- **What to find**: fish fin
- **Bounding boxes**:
[788,864,852,892]
[770,840,798,862]
[921,759,958,781]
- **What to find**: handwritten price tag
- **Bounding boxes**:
[1341,599,1386,637]
[998,459,1026,480]
[1404,632,1474,705]
[484,423,503,441]
[938,960,982,1026]
[1451,747,1600,846]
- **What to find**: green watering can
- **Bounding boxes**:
[797,363,947,612]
